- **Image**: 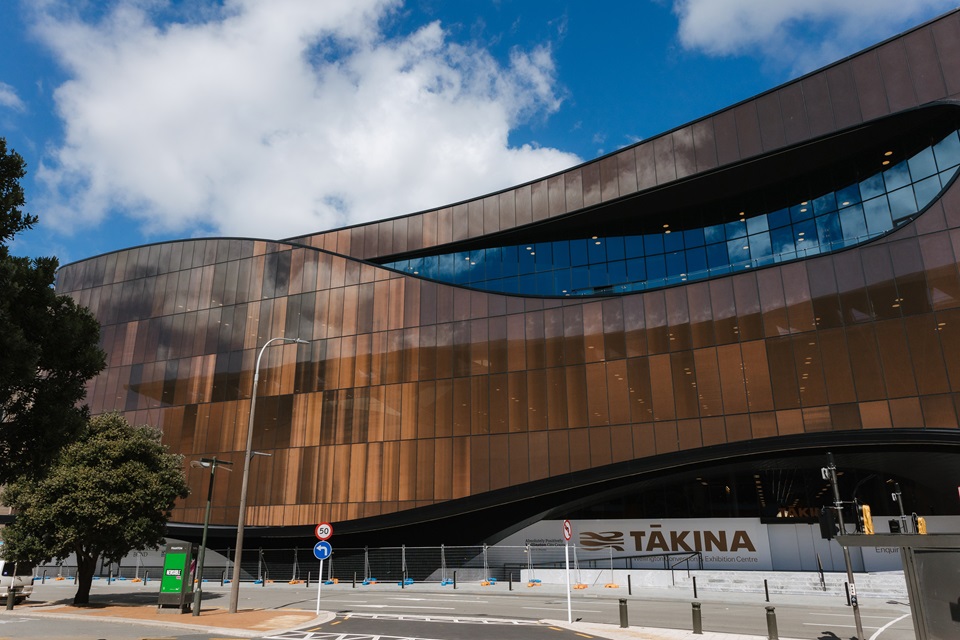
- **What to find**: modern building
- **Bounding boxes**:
[57,10,960,557]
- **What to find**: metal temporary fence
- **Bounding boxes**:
[33,545,702,585]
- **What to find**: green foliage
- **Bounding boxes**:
[1,413,190,603]
[0,138,36,252]
[0,137,105,484]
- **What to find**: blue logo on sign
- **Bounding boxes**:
[313,540,333,560]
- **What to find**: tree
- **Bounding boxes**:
[0,137,105,483]
[1,413,190,604]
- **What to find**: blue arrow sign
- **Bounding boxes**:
[313,540,333,560]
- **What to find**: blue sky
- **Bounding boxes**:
[1,0,956,266]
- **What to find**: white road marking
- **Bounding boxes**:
[815,612,907,619]
[803,623,882,629]
[869,613,912,640]
[522,606,603,613]
[355,604,456,610]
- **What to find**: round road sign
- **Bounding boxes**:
[315,522,333,540]
[313,541,333,560]
[562,519,572,541]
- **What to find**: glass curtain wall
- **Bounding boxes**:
[383,130,960,296]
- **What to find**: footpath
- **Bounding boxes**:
[1,578,842,640]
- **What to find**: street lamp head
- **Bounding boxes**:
[191,457,233,470]
[294,338,309,345]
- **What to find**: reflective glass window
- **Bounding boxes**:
[665,251,686,277]
[625,235,644,258]
[908,147,937,181]
[768,208,791,229]
[863,197,892,235]
[913,174,942,210]
[646,254,666,282]
[644,234,664,255]
[790,202,813,223]
[934,130,960,170]
[684,228,705,247]
[816,211,842,250]
[569,239,588,266]
[552,241,570,267]
[606,236,625,261]
[812,192,837,215]
[535,243,553,271]
[726,238,750,265]
[587,238,607,264]
[771,227,795,256]
[746,215,768,235]
[380,129,960,297]
[608,260,627,285]
[859,173,885,200]
[703,224,725,244]
[725,219,747,240]
[839,204,867,241]
[664,230,684,252]
[706,243,729,269]
[887,186,917,221]
[686,247,707,275]
[835,184,860,207]
[883,160,911,191]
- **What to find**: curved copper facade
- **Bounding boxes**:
[57,11,960,541]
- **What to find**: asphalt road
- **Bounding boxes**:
[20,579,917,640]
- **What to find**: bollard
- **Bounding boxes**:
[693,575,698,599]
[306,572,310,588]
[764,578,770,602]
[42,570,47,585]
[108,569,113,585]
[692,602,702,634]
[220,570,225,587]
[5,587,15,610]
[765,606,779,640]
[618,598,628,628]
[353,572,357,588]
[401,571,405,589]
[453,571,457,590]
[144,571,149,585]
[509,573,512,591]
[628,574,632,595]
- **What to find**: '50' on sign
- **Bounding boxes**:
[315,522,333,540]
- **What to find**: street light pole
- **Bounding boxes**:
[825,452,864,640]
[228,336,308,614]
[190,456,232,616]
[888,480,909,533]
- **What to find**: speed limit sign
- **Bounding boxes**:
[315,522,333,540]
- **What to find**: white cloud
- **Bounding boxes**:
[674,0,958,71]
[31,0,580,240]
[0,82,25,111]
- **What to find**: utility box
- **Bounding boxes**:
[838,533,960,639]
[157,542,195,613]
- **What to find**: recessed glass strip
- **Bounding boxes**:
[382,129,960,296]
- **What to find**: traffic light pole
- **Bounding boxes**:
[891,481,909,533]
[826,452,864,640]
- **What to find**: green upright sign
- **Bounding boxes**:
[157,542,194,612]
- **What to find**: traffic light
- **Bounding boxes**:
[819,507,840,540]
[913,513,927,534]
[860,504,874,535]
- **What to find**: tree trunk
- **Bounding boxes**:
[74,552,98,605]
